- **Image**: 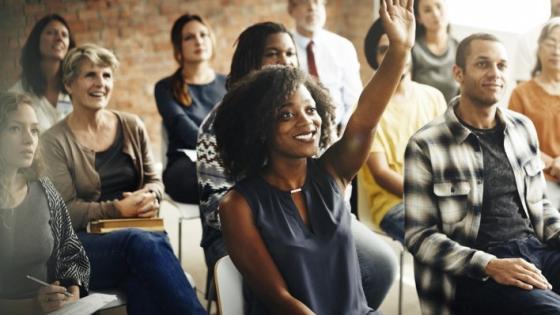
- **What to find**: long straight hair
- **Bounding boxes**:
[20,14,76,97]
[169,13,216,107]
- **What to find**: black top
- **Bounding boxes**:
[155,72,226,163]
[460,121,535,250]
[95,123,138,202]
[234,159,373,315]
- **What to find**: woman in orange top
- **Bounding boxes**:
[510,17,560,209]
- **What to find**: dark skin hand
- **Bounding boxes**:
[220,0,416,313]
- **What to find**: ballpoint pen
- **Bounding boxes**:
[26,275,74,297]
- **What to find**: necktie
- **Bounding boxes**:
[306,41,319,79]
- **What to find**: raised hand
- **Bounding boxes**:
[379,0,415,50]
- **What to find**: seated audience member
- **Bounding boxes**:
[287,0,363,131]
[10,14,75,132]
[513,0,560,83]
[197,21,299,289]
[155,13,226,204]
[198,21,397,309]
[412,0,459,102]
[510,17,560,210]
[358,18,446,244]
[405,33,560,315]
[0,92,89,315]
[214,1,414,313]
[41,44,206,315]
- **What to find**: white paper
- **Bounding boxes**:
[47,293,118,315]
[178,149,197,162]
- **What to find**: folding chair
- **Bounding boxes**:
[214,255,244,315]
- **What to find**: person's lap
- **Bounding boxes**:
[78,229,206,315]
[163,156,198,204]
[455,236,560,315]
[379,202,404,245]
[352,215,398,309]
[202,217,397,310]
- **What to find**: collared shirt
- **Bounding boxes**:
[10,80,72,132]
[404,98,560,315]
[292,29,363,127]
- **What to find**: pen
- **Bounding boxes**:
[26,275,74,297]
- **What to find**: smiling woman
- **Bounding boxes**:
[9,14,76,132]
[40,44,206,315]
[212,1,415,313]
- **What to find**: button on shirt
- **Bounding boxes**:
[404,98,560,315]
[292,30,363,127]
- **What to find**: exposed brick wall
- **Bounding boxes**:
[0,0,375,163]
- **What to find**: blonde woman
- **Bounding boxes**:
[0,92,89,315]
[41,44,206,315]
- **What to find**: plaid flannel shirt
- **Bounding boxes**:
[404,100,560,315]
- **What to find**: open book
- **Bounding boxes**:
[87,218,165,234]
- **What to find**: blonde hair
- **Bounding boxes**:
[0,92,44,207]
[532,17,560,77]
[62,43,120,85]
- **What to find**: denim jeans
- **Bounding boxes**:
[379,202,404,245]
[78,229,206,315]
[352,215,398,310]
[455,236,560,315]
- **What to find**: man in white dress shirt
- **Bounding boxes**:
[287,0,363,132]
[514,0,560,82]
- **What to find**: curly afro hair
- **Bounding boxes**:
[214,65,335,179]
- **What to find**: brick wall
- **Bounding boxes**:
[0,0,375,163]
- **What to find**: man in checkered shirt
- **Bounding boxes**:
[404,33,560,315]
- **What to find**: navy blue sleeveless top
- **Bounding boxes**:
[234,159,373,315]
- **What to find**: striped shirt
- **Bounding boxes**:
[404,99,560,315]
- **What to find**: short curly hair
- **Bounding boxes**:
[214,65,335,179]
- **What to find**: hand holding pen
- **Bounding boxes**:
[26,275,77,313]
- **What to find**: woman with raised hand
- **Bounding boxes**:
[199,20,399,311]
[412,0,459,102]
[41,44,206,315]
[155,13,226,204]
[214,0,415,313]
[197,20,299,291]
[510,17,560,210]
[0,92,89,315]
[10,14,75,132]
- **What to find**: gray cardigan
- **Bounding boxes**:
[41,111,163,230]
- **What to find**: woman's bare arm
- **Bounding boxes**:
[322,0,415,187]
[219,191,315,315]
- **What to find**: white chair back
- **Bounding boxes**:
[214,255,244,315]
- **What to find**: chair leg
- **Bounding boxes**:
[178,218,183,263]
[398,249,404,315]
[206,278,215,314]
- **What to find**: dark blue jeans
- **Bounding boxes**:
[379,201,404,245]
[78,229,206,315]
[455,236,560,315]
